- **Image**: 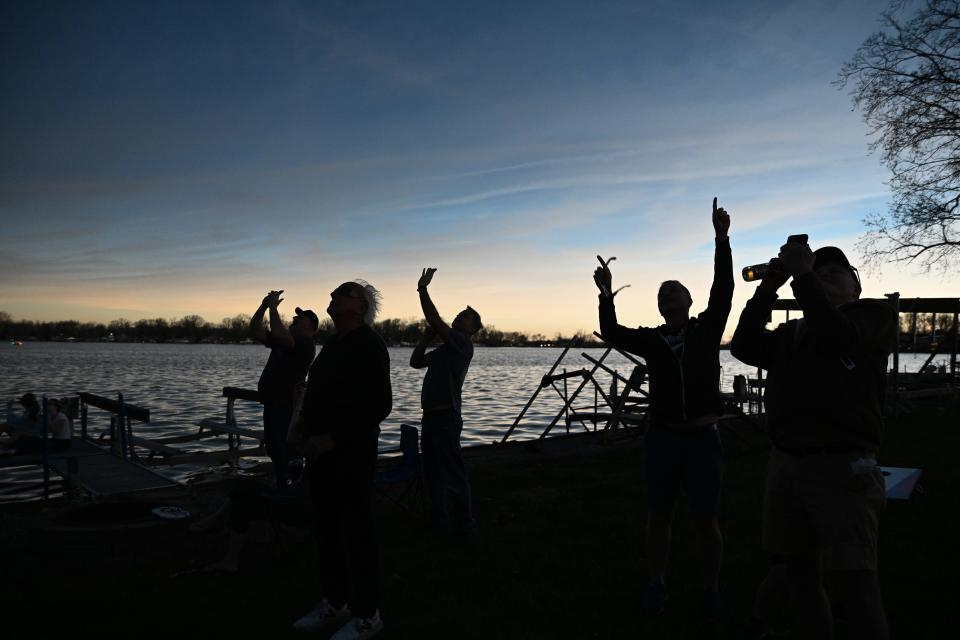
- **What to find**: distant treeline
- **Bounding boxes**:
[899,312,958,335]
[0,311,599,348]
[898,312,959,352]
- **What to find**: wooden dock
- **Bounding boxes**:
[44,439,179,496]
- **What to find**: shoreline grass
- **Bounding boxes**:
[2,403,958,638]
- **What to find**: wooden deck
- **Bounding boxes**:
[45,443,180,496]
[1,437,180,496]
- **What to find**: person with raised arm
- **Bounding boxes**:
[731,242,895,639]
[594,197,733,619]
[249,290,318,488]
[410,268,482,534]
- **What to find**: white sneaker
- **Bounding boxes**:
[329,610,384,640]
[292,598,350,633]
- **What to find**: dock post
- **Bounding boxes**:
[886,293,901,416]
[64,455,80,502]
[109,416,117,456]
[41,395,50,501]
[952,312,958,378]
[226,396,238,450]
[117,393,130,460]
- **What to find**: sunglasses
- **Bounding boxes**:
[331,284,364,299]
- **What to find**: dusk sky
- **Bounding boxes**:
[2,0,955,337]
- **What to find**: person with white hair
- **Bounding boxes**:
[292,280,392,640]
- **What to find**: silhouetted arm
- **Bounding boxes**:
[702,236,734,327]
[268,303,294,350]
[730,289,785,370]
[593,260,655,356]
[410,328,436,369]
[701,198,734,329]
[598,296,656,357]
[249,299,269,344]
[417,268,452,342]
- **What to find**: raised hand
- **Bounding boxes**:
[778,241,815,278]
[758,258,790,294]
[263,290,284,307]
[418,268,437,291]
[712,197,730,238]
[594,255,613,295]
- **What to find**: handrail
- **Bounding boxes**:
[222,387,262,403]
[77,392,150,423]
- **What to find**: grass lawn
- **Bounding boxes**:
[3,402,958,639]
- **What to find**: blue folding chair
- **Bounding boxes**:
[374,424,424,515]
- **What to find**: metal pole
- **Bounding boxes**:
[539,355,615,440]
[117,393,128,460]
[885,293,901,417]
[952,311,958,378]
[42,395,50,501]
[594,384,598,432]
[501,342,573,443]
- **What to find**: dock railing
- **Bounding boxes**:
[78,392,149,460]
[501,333,649,443]
[27,393,179,500]
[194,387,266,451]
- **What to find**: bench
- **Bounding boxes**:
[194,387,266,450]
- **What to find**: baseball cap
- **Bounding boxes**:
[813,246,856,274]
[813,246,862,293]
[294,307,320,331]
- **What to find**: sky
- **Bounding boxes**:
[1,0,956,337]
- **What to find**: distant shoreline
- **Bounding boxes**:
[6,340,951,355]
[5,337,605,349]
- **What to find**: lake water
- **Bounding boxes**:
[0,342,951,497]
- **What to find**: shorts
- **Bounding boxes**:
[644,425,723,519]
[762,448,886,571]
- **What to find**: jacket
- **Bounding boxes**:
[730,272,896,451]
[598,237,734,425]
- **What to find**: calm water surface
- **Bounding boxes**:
[0,342,950,494]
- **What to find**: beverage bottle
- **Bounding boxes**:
[742,263,770,282]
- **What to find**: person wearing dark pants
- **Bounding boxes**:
[731,243,895,640]
[410,267,482,533]
[420,411,472,529]
[310,434,380,623]
[250,290,317,488]
[594,198,733,619]
[292,279,392,640]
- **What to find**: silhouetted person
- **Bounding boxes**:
[410,267,482,534]
[292,280,392,640]
[250,290,318,488]
[731,243,894,640]
[594,197,733,618]
[1,393,40,437]
[1,395,70,455]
